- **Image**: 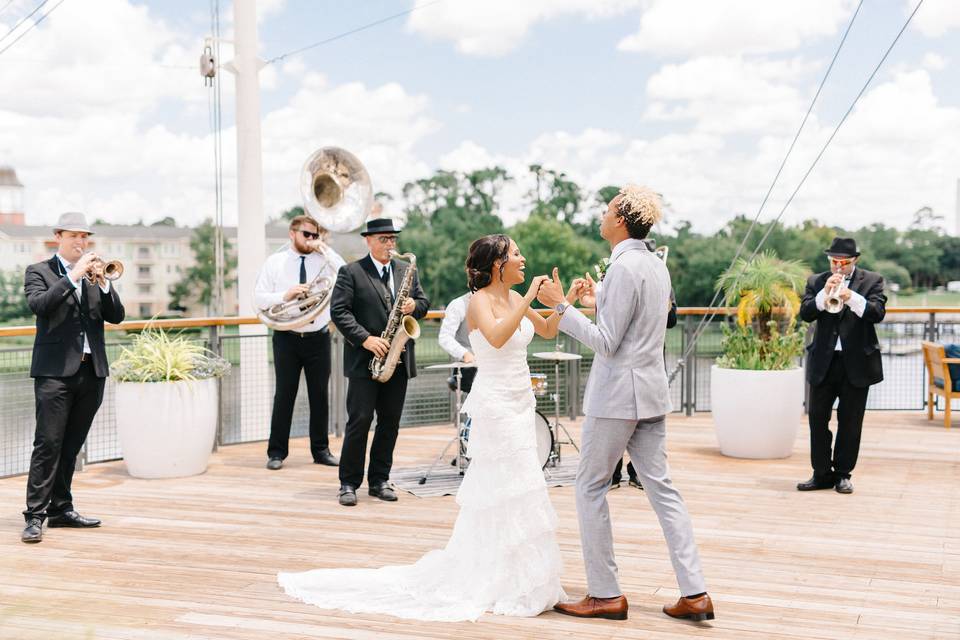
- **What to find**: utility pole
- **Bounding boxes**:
[230,0,266,318]
[227,0,269,440]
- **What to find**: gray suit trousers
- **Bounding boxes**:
[576,415,706,598]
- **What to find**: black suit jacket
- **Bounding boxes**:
[799,268,886,388]
[24,256,125,378]
[330,255,429,379]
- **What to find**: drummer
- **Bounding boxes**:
[438,291,477,393]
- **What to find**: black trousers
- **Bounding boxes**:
[24,360,105,522]
[268,330,331,461]
[611,458,638,484]
[339,371,409,488]
[807,352,870,480]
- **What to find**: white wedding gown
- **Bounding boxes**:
[278,317,565,621]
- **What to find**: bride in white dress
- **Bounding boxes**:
[278,234,577,621]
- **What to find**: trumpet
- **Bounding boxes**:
[824,269,846,314]
[84,257,124,288]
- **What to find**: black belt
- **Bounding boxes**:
[282,327,329,338]
[80,353,91,362]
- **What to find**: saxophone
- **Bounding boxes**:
[370,250,421,383]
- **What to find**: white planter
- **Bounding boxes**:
[710,365,804,459]
[116,377,219,478]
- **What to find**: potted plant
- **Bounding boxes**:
[113,327,230,478]
[710,252,808,458]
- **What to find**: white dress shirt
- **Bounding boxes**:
[56,253,111,355]
[369,253,395,294]
[814,267,867,351]
[254,246,346,332]
[438,292,472,361]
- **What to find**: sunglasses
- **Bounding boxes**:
[375,235,398,245]
[829,257,855,267]
[298,229,320,240]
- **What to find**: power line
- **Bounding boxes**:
[669,0,924,384]
[666,0,865,381]
[264,0,446,65]
[0,0,66,59]
[0,0,49,47]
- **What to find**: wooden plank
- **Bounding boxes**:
[1,411,958,639]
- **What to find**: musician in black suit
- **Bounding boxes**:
[21,212,125,543]
[797,237,886,495]
[330,218,429,506]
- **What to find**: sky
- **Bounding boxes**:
[0,0,958,233]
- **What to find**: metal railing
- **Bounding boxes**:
[1,308,957,478]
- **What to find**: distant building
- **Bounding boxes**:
[0,166,25,226]
[0,221,367,319]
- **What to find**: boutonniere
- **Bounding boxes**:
[593,257,610,282]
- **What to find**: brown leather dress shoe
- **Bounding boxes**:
[554,595,628,620]
[663,594,715,621]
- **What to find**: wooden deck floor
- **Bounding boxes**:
[1,412,958,639]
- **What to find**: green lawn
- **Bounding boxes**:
[887,291,960,307]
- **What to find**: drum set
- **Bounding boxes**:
[418,350,582,485]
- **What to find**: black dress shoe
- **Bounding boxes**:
[835,478,854,494]
[314,449,339,466]
[797,475,835,491]
[628,477,644,490]
[338,485,357,507]
[266,458,283,470]
[47,511,101,528]
[21,518,42,543]
[368,483,398,502]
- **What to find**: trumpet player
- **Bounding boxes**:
[330,218,429,506]
[798,237,886,495]
[254,215,345,470]
[21,212,125,544]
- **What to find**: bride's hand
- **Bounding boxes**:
[524,275,551,305]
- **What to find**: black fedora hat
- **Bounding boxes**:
[360,218,402,236]
[824,236,860,258]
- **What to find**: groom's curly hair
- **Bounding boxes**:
[466,234,511,292]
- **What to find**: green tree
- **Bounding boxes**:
[0,269,30,324]
[168,219,236,315]
[151,216,177,227]
[507,215,606,306]
[399,168,508,306]
[529,164,583,225]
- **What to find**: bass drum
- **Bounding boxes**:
[535,410,554,469]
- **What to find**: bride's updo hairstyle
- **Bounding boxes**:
[466,234,511,292]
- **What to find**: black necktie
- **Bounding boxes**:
[380,266,390,288]
[299,256,307,284]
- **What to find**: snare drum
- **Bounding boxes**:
[530,373,548,396]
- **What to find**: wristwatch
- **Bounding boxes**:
[555,302,570,316]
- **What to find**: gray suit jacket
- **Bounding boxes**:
[559,238,672,420]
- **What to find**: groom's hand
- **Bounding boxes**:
[537,267,565,307]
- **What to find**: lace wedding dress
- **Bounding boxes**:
[278,316,565,621]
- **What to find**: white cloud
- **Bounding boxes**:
[0,0,440,228]
[921,52,947,71]
[911,0,960,38]
[618,0,854,57]
[644,56,816,135]
[406,0,640,56]
[432,69,960,235]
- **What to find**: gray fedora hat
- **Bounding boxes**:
[53,212,93,234]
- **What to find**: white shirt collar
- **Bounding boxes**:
[610,238,647,263]
[369,253,390,273]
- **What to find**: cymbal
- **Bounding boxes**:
[533,351,583,361]
[425,362,477,370]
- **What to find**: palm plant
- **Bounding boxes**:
[715,252,809,370]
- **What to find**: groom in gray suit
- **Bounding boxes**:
[539,185,713,622]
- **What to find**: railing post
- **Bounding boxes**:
[925,312,937,342]
[331,331,346,439]
[208,323,222,451]
[683,315,695,416]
